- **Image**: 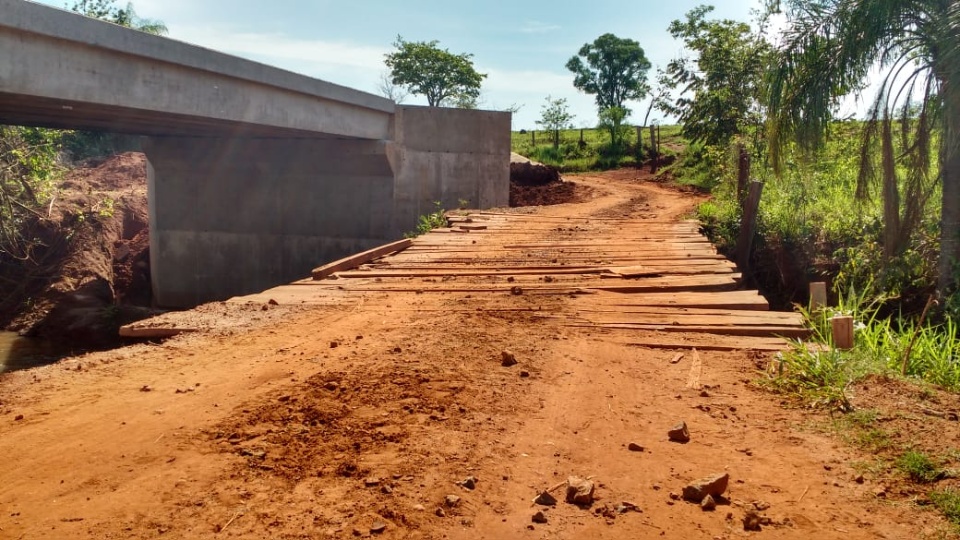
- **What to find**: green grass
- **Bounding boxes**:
[931,489,960,527]
[511,125,685,172]
[897,450,944,483]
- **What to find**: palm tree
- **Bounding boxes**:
[767,0,960,296]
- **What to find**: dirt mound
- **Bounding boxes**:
[4,152,157,347]
[509,153,585,207]
[510,153,561,186]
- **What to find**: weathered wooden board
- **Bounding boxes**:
[311,238,413,280]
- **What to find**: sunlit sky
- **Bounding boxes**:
[33,0,870,129]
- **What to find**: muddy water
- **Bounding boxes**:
[0,331,64,373]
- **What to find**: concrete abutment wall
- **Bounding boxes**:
[146,106,510,308]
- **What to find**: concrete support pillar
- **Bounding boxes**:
[144,137,395,307]
[389,106,511,233]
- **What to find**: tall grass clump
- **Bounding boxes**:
[771,284,960,408]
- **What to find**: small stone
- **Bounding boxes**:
[444,495,461,507]
[520,371,530,378]
[461,476,478,490]
[699,390,710,398]
[752,500,771,511]
[435,507,446,517]
[325,381,339,391]
[682,473,729,503]
[510,286,523,296]
[875,487,887,498]
[854,474,865,484]
[267,299,279,306]
[627,442,644,452]
[330,341,339,349]
[534,491,558,506]
[363,477,380,487]
[668,421,690,443]
[501,350,518,367]
[565,476,595,505]
[370,521,387,534]
[381,485,393,494]
[669,492,680,501]
[140,385,152,392]
[743,509,762,531]
[532,511,548,524]
[14,414,24,421]
[617,501,640,513]
[413,504,425,511]
[701,494,717,511]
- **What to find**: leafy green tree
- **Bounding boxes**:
[70,0,167,34]
[767,0,960,295]
[384,37,486,107]
[566,33,651,113]
[597,106,630,149]
[661,5,771,147]
[535,96,575,149]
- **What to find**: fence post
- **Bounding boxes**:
[648,125,658,173]
[531,130,535,146]
[736,180,764,275]
[831,316,855,350]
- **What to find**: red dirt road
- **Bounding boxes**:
[0,170,948,539]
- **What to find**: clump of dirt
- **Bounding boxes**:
[509,153,587,207]
[3,152,158,347]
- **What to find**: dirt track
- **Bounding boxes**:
[0,171,949,539]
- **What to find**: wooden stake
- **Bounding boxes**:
[809,282,827,310]
[831,316,855,350]
[686,348,703,389]
[736,180,764,275]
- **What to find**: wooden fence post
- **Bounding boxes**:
[649,125,658,173]
[831,316,855,350]
[531,130,535,146]
[736,180,764,274]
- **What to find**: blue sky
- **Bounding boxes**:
[36,0,769,129]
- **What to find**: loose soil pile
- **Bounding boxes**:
[509,153,588,207]
[3,152,156,347]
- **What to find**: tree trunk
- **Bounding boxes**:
[881,118,902,260]
[938,80,960,296]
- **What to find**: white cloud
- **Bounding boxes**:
[169,25,389,74]
[520,20,561,34]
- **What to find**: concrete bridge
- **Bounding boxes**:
[0,0,510,307]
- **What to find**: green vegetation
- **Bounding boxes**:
[660,5,771,148]
[931,489,960,527]
[535,97,575,150]
[384,37,486,107]
[405,202,448,238]
[510,125,684,173]
[896,450,944,483]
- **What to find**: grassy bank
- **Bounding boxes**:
[510,125,684,172]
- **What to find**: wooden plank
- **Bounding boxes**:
[541,312,804,326]
[564,323,811,338]
[686,349,702,389]
[119,326,198,338]
[625,339,792,352]
[311,238,413,280]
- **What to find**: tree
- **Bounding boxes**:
[597,107,631,149]
[375,70,409,103]
[71,0,167,34]
[660,5,771,147]
[767,0,960,296]
[535,96,574,149]
[384,37,486,107]
[566,33,651,113]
